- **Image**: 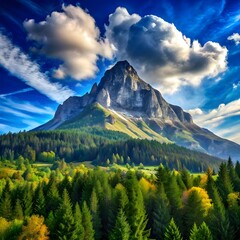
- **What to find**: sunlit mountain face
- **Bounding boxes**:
[1,0,240,144]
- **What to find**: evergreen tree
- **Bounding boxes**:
[206,169,234,240]
[180,168,193,189]
[216,163,233,202]
[152,183,170,240]
[164,218,182,240]
[46,211,56,239]
[14,198,23,220]
[0,192,12,220]
[82,201,94,240]
[73,203,84,240]
[22,185,33,217]
[90,189,102,240]
[34,184,46,216]
[183,189,205,236]
[235,161,240,178]
[125,172,150,240]
[46,181,60,212]
[227,157,240,191]
[165,174,182,217]
[56,189,75,240]
[190,222,213,240]
[110,208,131,240]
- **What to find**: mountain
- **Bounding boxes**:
[35,60,240,161]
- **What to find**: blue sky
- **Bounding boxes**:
[0,0,240,143]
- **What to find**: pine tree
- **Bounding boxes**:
[0,192,12,220]
[73,203,84,240]
[34,184,46,216]
[165,174,182,218]
[45,211,56,238]
[152,183,170,240]
[216,163,233,202]
[206,168,234,240]
[227,157,240,191]
[189,223,198,240]
[235,161,240,178]
[22,185,33,217]
[183,189,205,236]
[56,189,75,240]
[190,222,213,240]
[164,218,182,240]
[90,189,102,240]
[82,201,94,240]
[125,172,150,240]
[180,168,193,189]
[110,209,131,240]
[14,198,23,220]
[156,164,169,186]
[46,181,60,212]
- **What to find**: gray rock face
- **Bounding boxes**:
[40,60,192,125]
[94,60,192,122]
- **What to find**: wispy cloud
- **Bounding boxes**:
[0,88,33,97]
[228,33,240,45]
[189,99,240,129]
[188,100,240,144]
[0,97,55,115]
[0,32,75,103]
[0,123,22,133]
[0,105,31,118]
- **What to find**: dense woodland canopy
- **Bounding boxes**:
[0,128,222,171]
[0,158,240,239]
[0,128,239,239]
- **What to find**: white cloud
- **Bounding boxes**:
[233,81,240,89]
[0,88,33,97]
[24,4,113,80]
[228,33,240,45]
[105,7,228,94]
[0,97,55,115]
[0,32,74,103]
[0,123,22,133]
[188,99,240,129]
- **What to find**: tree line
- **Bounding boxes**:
[0,129,222,171]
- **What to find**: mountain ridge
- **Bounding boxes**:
[35,60,240,161]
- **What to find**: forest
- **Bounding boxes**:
[0,157,240,239]
[0,128,222,171]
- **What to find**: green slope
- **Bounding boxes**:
[58,103,170,143]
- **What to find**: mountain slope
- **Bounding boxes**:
[35,60,240,161]
[59,102,170,142]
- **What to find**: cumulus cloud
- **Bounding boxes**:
[105,7,228,93]
[188,99,240,129]
[228,33,240,45]
[0,32,74,103]
[24,4,113,80]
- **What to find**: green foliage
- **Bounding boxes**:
[0,129,221,171]
[0,153,238,239]
[56,189,75,240]
[190,222,213,240]
[110,209,131,240]
[164,218,182,240]
[82,201,94,240]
